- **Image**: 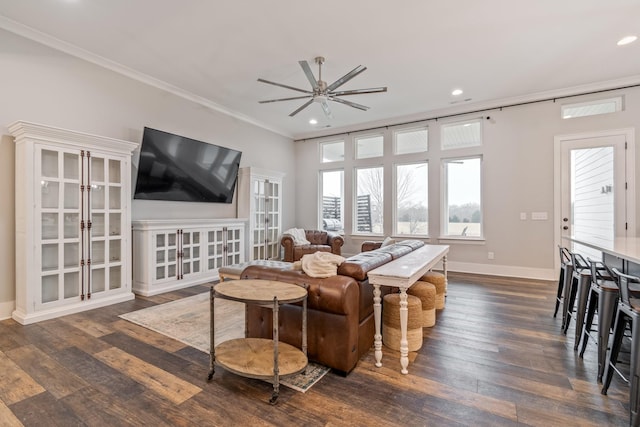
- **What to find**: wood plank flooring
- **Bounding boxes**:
[0,273,631,426]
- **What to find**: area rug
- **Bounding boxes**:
[119,292,329,392]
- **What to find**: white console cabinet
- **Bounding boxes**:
[10,121,138,325]
[132,219,246,296]
[237,167,285,260]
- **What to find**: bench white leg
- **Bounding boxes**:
[373,283,383,367]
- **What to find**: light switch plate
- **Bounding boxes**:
[531,212,548,220]
[520,212,527,220]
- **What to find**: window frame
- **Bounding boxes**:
[393,125,429,155]
[318,168,345,234]
[354,133,385,160]
[353,165,384,236]
[320,139,345,163]
[393,160,429,237]
[441,118,483,151]
[441,155,484,240]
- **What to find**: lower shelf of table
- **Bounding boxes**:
[214,338,307,379]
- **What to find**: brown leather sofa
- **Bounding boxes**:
[242,239,425,374]
[281,229,344,262]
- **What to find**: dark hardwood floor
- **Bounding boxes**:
[0,273,631,426]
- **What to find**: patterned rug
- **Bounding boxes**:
[119,292,329,393]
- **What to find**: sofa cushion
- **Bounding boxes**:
[376,244,412,259]
[397,239,425,250]
[338,251,393,281]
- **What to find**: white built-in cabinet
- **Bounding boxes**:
[237,167,285,260]
[10,121,138,325]
[132,219,246,296]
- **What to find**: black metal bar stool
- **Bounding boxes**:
[555,246,573,319]
[601,269,640,427]
[579,259,618,381]
[563,252,591,351]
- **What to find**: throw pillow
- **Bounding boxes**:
[381,236,396,247]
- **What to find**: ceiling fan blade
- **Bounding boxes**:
[331,87,387,96]
[326,65,367,92]
[330,97,369,111]
[257,78,312,94]
[321,100,333,119]
[289,99,314,117]
[259,95,312,104]
[299,60,319,90]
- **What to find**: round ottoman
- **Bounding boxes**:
[408,281,436,327]
[421,271,446,309]
[382,293,423,352]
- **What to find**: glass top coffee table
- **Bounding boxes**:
[207,279,308,404]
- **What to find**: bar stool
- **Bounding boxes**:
[563,252,591,351]
[578,260,618,382]
[601,269,640,427]
[555,246,573,319]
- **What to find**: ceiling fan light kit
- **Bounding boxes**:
[258,56,387,118]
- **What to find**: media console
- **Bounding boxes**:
[131,218,247,296]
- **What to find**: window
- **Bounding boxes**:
[355,135,384,159]
[394,127,428,155]
[320,170,344,233]
[395,162,428,236]
[355,166,383,234]
[321,140,344,163]
[561,96,623,119]
[443,157,482,237]
[441,119,482,150]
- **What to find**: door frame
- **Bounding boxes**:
[553,127,636,271]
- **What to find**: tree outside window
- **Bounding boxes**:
[355,167,383,234]
[395,162,428,235]
[444,157,482,237]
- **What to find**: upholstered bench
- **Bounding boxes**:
[218,260,293,281]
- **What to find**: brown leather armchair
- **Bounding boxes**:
[281,229,344,262]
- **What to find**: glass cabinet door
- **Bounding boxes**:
[89,153,125,295]
[226,227,243,265]
[181,231,201,277]
[154,231,178,281]
[38,147,83,305]
[207,229,225,270]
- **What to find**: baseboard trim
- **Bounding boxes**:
[0,300,15,321]
[447,261,556,281]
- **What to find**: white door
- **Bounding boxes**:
[557,130,633,259]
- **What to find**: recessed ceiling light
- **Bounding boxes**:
[309,119,318,125]
[617,35,637,46]
[451,89,463,96]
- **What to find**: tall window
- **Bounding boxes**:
[355,167,383,234]
[320,170,344,233]
[443,157,482,237]
[395,162,428,236]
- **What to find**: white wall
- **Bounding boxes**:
[295,87,640,280]
[0,29,295,318]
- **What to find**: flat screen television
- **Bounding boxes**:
[133,127,242,203]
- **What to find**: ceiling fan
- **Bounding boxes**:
[257,56,387,118]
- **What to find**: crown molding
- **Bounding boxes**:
[294,75,640,140]
[0,15,293,139]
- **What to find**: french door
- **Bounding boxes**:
[556,129,634,260]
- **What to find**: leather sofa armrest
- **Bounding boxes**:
[281,234,295,262]
[361,241,382,252]
[327,231,344,255]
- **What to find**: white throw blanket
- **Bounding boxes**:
[298,252,346,278]
[283,227,310,245]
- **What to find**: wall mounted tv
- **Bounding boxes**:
[133,127,242,203]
